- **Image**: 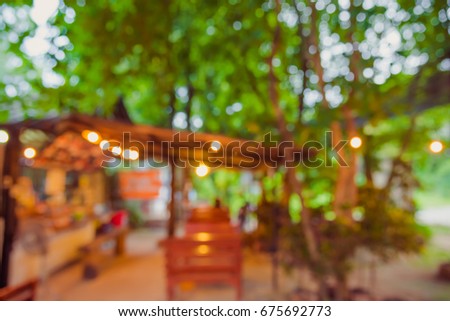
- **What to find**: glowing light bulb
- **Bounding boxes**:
[111,146,122,156]
[210,141,222,152]
[195,164,209,177]
[123,149,139,160]
[429,140,444,153]
[0,130,9,143]
[87,132,100,143]
[129,149,139,160]
[24,147,37,159]
[350,136,362,149]
[99,140,110,150]
[82,130,101,144]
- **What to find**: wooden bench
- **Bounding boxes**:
[80,226,129,279]
[164,233,242,300]
[0,280,38,301]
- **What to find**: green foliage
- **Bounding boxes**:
[123,200,145,228]
[191,169,260,217]
[247,199,289,253]
[288,193,302,223]
[2,0,447,134]
[413,106,450,206]
[279,210,360,277]
[276,187,428,279]
[359,186,429,260]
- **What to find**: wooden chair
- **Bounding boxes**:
[164,234,242,300]
[185,222,238,235]
[0,280,39,301]
[188,207,230,223]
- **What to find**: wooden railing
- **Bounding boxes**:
[0,280,38,301]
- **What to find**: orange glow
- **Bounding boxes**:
[195,245,211,255]
[82,130,101,144]
[195,232,212,242]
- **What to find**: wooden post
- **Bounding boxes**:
[271,204,280,292]
[0,130,21,288]
[167,157,176,238]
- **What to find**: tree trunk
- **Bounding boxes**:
[384,116,416,191]
[168,157,177,238]
[168,89,177,129]
[306,0,358,219]
[334,273,349,300]
[270,0,327,298]
[0,131,21,287]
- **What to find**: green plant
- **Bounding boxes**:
[124,201,145,228]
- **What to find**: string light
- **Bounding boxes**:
[111,146,122,156]
[129,149,139,160]
[82,130,101,144]
[123,149,139,160]
[195,164,209,177]
[210,141,222,152]
[99,140,110,150]
[24,147,37,159]
[429,140,444,153]
[350,136,362,149]
[0,130,9,143]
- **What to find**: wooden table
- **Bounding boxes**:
[80,226,129,279]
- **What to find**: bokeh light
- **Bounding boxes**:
[210,141,222,152]
[350,136,363,149]
[82,130,101,144]
[111,146,122,156]
[99,140,110,150]
[123,148,139,160]
[195,164,209,177]
[24,147,37,159]
[429,140,444,153]
[0,130,9,143]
